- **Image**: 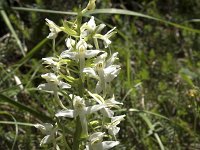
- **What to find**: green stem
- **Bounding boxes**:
[94,38,99,49]
[0,10,25,56]
[54,91,67,109]
[72,118,82,150]
[72,78,84,150]
[53,39,56,55]
[56,118,71,150]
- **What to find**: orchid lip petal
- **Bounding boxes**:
[58,81,71,89]
[102,141,120,149]
[86,104,105,114]
[83,67,98,78]
[60,51,77,60]
[55,109,75,118]
[85,50,101,58]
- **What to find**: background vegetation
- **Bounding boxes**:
[0,0,200,149]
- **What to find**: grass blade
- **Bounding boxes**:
[0,121,35,126]
[0,112,18,150]
[0,10,25,56]
[1,7,198,33]
[0,94,52,122]
[87,8,200,33]
[0,38,48,84]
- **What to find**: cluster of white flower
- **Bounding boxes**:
[35,1,125,149]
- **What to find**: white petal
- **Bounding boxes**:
[89,132,104,142]
[55,109,75,118]
[60,50,77,60]
[65,38,75,49]
[106,52,118,66]
[105,67,120,82]
[87,91,104,104]
[105,97,123,106]
[88,16,96,31]
[58,81,71,89]
[85,145,90,150]
[45,18,61,39]
[108,126,120,136]
[95,81,103,93]
[42,57,58,66]
[86,104,105,114]
[101,108,114,118]
[103,38,111,48]
[34,123,53,134]
[40,134,54,146]
[76,39,87,51]
[41,73,58,82]
[111,115,126,124]
[94,52,107,64]
[96,24,106,33]
[83,67,98,79]
[37,83,57,91]
[85,50,101,58]
[102,141,119,150]
[105,27,116,38]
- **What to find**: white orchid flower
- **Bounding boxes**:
[42,57,58,66]
[85,132,119,150]
[55,95,105,137]
[88,91,123,118]
[60,39,101,76]
[34,123,57,146]
[106,115,125,136]
[94,27,116,48]
[80,16,97,38]
[38,73,71,92]
[65,38,76,51]
[83,52,120,94]
[45,18,61,39]
[42,57,60,72]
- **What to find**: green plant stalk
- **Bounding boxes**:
[126,50,131,86]
[193,100,197,133]
[0,112,18,150]
[72,78,84,150]
[54,91,67,109]
[139,113,165,150]
[55,118,71,150]
[0,10,25,56]
[53,39,56,55]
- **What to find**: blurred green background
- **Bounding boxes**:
[0,0,200,149]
